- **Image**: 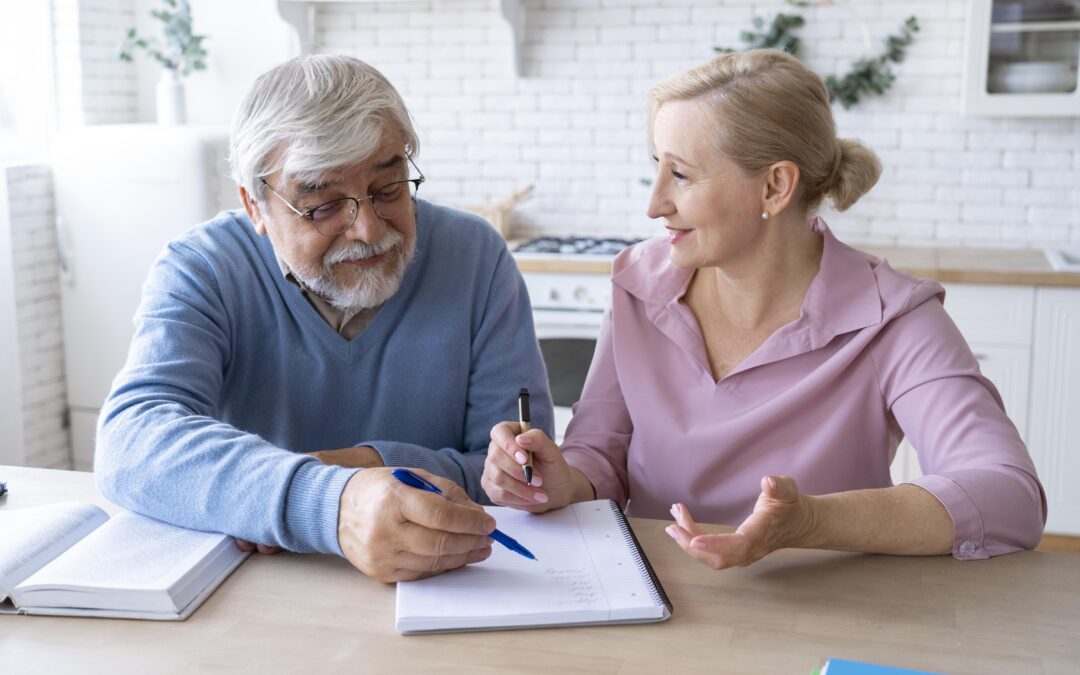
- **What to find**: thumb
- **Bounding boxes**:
[515,428,562,463]
[762,475,799,503]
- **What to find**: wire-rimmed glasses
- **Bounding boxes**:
[260,159,425,236]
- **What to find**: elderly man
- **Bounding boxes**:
[95,55,553,582]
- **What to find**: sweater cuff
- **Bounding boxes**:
[283,459,359,556]
[909,473,988,561]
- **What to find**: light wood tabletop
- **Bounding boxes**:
[2,464,1078,675]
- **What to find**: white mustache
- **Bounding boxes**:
[323,229,404,268]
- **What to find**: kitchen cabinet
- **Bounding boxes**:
[963,0,1080,116]
[1028,288,1080,536]
[891,283,1080,536]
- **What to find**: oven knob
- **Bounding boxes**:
[548,288,560,302]
[573,287,589,303]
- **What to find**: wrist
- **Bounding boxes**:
[790,493,823,549]
[569,467,596,503]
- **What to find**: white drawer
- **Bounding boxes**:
[941,284,1034,346]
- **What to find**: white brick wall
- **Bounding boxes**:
[313,0,1080,246]
[53,0,139,126]
[3,165,72,470]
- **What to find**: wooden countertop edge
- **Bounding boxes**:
[513,247,1080,287]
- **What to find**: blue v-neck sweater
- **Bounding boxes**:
[95,200,553,556]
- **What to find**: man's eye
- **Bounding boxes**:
[375,184,404,202]
[310,200,346,221]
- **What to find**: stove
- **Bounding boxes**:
[510,236,647,442]
[512,236,645,259]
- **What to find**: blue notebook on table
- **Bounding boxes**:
[817,658,942,674]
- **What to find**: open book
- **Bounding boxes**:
[0,502,248,620]
[396,499,672,634]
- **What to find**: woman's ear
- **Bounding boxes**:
[761,161,800,217]
[240,185,269,236]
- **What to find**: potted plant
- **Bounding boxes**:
[117,0,208,125]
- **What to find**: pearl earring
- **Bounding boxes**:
[761,211,770,220]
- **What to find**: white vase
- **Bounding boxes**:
[155,69,186,125]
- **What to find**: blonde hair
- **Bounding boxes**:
[648,50,880,213]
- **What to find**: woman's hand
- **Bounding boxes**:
[482,421,594,513]
[665,475,816,570]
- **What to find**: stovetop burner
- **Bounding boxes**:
[513,236,645,257]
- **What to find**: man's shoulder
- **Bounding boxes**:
[165,209,261,265]
[416,200,513,271]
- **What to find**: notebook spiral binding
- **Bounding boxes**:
[608,501,674,614]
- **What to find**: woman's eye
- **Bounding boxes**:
[671,169,688,181]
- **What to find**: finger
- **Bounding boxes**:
[670,503,704,537]
[761,475,799,504]
[397,486,495,536]
[513,428,560,467]
[256,544,284,555]
[235,539,255,553]
[414,469,486,511]
[689,533,753,569]
[397,520,493,558]
[395,543,493,576]
[484,445,549,507]
[489,421,524,456]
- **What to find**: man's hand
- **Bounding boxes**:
[234,540,284,555]
[665,476,816,570]
[337,467,495,582]
[306,446,385,468]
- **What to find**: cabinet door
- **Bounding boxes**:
[1029,288,1080,536]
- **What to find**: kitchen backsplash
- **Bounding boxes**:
[67,0,1080,246]
[311,0,1080,247]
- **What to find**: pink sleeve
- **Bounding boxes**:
[871,288,1046,560]
[561,306,634,507]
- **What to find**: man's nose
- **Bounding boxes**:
[343,199,386,243]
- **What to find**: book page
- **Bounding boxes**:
[396,500,664,633]
[13,511,233,614]
[0,502,109,600]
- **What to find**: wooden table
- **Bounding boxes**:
[2,465,1078,675]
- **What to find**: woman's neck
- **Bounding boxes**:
[688,212,824,332]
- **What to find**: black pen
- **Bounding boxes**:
[518,388,533,485]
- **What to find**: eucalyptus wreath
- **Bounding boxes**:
[716,1,919,109]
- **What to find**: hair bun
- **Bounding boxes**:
[828,138,882,212]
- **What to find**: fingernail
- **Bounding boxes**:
[691,539,708,550]
[517,435,533,446]
[768,477,778,490]
[670,504,679,518]
[534,492,549,504]
[514,451,527,463]
[665,525,677,538]
[530,475,543,487]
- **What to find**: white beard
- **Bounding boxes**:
[290,228,415,313]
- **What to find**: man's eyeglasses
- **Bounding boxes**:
[260,158,425,237]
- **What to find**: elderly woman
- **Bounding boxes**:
[483,50,1046,570]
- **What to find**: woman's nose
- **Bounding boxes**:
[646,177,674,220]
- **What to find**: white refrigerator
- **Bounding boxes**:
[53,125,237,469]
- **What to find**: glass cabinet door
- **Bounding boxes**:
[964,0,1080,115]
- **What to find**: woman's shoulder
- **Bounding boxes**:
[610,237,679,298]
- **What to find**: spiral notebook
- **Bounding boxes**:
[395,499,672,634]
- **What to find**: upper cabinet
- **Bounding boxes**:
[276,0,525,75]
[963,0,1080,116]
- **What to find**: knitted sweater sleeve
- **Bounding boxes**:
[95,240,356,556]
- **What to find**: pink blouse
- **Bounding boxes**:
[561,218,1046,560]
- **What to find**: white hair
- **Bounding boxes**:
[229,54,419,202]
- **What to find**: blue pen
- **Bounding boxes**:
[391,468,537,561]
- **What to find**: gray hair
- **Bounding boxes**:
[649,50,880,213]
[229,54,419,201]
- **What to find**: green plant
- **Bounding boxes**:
[716,1,919,109]
[117,0,208,76]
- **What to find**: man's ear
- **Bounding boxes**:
[760,161,800,216]
[239,185,268,236]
